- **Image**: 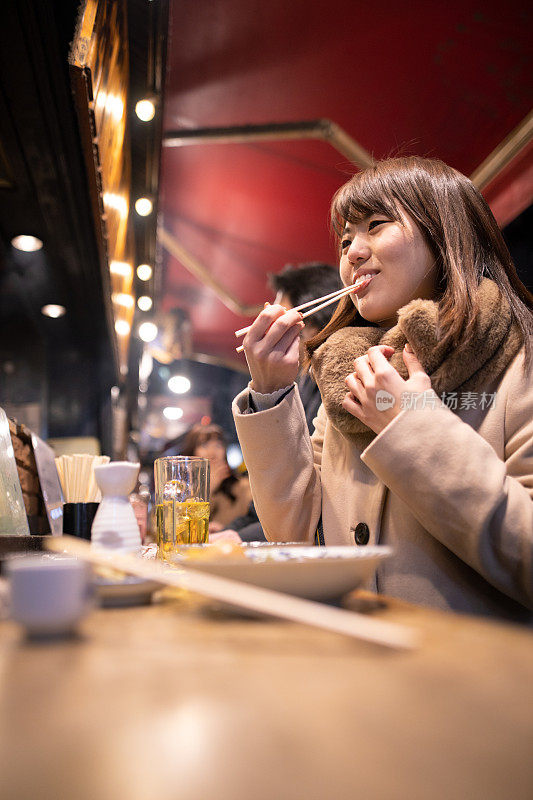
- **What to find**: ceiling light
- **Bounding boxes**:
[135,99,156,122]
[163,406,183,420]
[112,292,135,308]
[110,261,133,277]
[11,235,43,252]
[227,443,244,470]
[105,93,124,123]
[139,350,153,382]
[138,321,158,342]
[103,192,128,217]
[137,263,153,281]
[135,197,153,216]
[137,295,152,311]
[115,319,131,336]
[41,304,66,318]
[168,375,191,394]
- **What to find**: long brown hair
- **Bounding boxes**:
[181,423,239,501]
[181,423,226,457]
[306,157,533,366]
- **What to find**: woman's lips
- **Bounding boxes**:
[350,273,377,295]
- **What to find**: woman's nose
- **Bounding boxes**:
[347,236,370,264]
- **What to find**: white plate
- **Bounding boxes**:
[94,575,160,607]
[170,545,392,602]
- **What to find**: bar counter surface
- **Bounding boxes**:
[0,587,532,800]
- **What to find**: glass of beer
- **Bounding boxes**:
[154,456,210,558]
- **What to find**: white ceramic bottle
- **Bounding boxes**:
[91,462,141,553]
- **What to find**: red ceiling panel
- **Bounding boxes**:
[159,0,532,364]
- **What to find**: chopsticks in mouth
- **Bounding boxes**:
[235,281,359,353]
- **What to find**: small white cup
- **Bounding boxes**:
[6,554,93,637]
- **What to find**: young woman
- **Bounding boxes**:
[181,423,252,528]
[232,157,533,621]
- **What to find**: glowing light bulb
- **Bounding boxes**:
[113,293,135,308]
[163,407,183,420]
[138,322,158,342]
[137,295,152,311]
[110,261,133,277]
[135,197,153,217]
[135,99,155,121]
[41,304,66,318]
[104,193,128,217]
[137,263,153,281]
[12,235,43,252]
[115,319,131,336]
[168,375,191,394]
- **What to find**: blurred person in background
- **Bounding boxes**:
[181,423,252,529]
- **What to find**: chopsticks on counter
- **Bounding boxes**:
[234,282,360,354]
[55,454,110,503]
[46,536,419,650]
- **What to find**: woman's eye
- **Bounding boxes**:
[368,219,387,230]
[341,238,352,250]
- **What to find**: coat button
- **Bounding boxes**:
[353,522,370,545]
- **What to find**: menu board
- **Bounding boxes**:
[0,408,30,536]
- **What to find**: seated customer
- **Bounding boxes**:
[233,157,533,621]
[181,423,252,528]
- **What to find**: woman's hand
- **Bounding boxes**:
[209,529,243,544]
[342,344,432,434]
[243,304,305,394]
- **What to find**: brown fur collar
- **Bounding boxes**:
[312,279,522,441]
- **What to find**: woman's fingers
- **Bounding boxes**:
[242,304,285,348]
[268,319,304,358]
[342,391,364,419]
[282,325,303,361]
[375,345,395,358]
[243,305,303,394]
[366,345,394,374]
[353,354,373,384]
[261,309,304,351]
[345,372,363,396]
[244,305,301,350]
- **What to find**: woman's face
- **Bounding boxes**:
[339,207,438,328]
[195,437,226,464]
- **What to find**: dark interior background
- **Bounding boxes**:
[0,0,530,464]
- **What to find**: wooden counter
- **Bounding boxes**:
[0,589,532,800]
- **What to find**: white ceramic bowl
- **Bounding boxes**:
[6,554,93,636]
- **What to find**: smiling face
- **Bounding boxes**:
[339,207,438,328]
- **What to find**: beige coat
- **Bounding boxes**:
[233,349,533,622]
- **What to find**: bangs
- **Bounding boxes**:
[196,430,224,447]
[331,169,402,238]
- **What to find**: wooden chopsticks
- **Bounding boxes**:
[235,282,358,354]
[46,536,419,649]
